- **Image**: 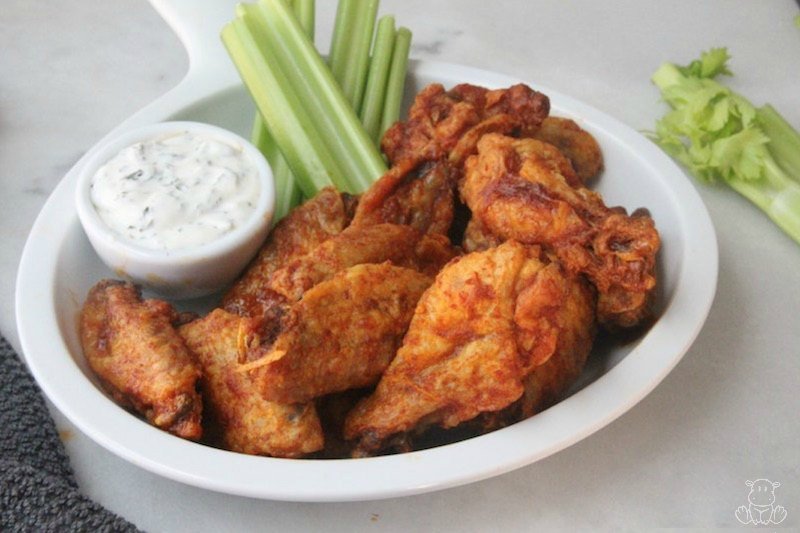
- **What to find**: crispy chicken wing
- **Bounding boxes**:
[267,223,453,303]
[382,83,550,170]
[530,116,604,184]
[460,134,660,328]
[344,241,595,455]
[179,309,323,457]
[223,187,356,319]
[350,160,455,236]
[79,280,202,440]
[361,83,549,241]
[243,263,432,404]
[234,223,456,339]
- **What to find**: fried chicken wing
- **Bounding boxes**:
[178,309,323,457]
[362,83,549,241]
[460,134,660,328]
[225,221,456,349]
[530,116,604,184]
[267,223,453,303]
[79,280,202,440]
[382,83,550,171]
[344,241,595,456]
[223,187,356,318]
[243,263,432,404]
[350,160,455,236]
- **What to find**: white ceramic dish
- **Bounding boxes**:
[15,0,717,502]
[75,120,275,299]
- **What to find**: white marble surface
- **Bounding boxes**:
[3,0,800,530]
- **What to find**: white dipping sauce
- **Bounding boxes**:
[90,130,260,252]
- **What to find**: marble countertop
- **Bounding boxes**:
[3,0,799,530]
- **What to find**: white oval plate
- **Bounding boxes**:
[15,2,717,503]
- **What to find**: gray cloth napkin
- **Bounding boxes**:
[0,336,140,532]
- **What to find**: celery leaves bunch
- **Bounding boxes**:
[651,48,800,245]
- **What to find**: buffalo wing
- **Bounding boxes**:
[223,187,356,319]
[179,309,323,457]
[344,241,595,455]
[79,280,202,440]
[460,134,660,328]
[243,263,432,404]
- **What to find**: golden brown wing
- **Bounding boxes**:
[223,187,356,318]
[225,222,456,347]
[381,83,550,171]
[529,116,604,184]
[460,134,660,329]
[79,280,202,440]
[179,309,323,457]
[243,263,432,404]
[360,83,549,243]
[266,223,456,304]
[480,256,597,429]
[462,216,503,253]
[343,241,595,455]
[350,160,455,236]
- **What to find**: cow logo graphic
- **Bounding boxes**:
[735,479,788,525]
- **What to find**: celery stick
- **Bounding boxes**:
[251,0,315,223]
[251,0,386,192]
[726,165,800,245]
[651,49,800,246]
[254,118,302,222]
[222,18,342,196]
[293,0,315,37]
[328,0,357,78]
[250,113,271,156]
[757,104,800,184]
[337,0,379,111]
[359,15,396,144]
[380,27,412,137]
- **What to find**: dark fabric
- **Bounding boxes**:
[0,336,140,532]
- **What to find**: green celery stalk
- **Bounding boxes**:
[252,118,302,222]
[250,0,315,222]
[222,17,343,196]
[724,154,800,244]
[250,0,387,193]
[328,0,357,78]
[651,52,800,245]
[336,0,379,111]
[359,15,396,144]
[293,0,315,36]
[757,104,800,184]
[381,27,412,136]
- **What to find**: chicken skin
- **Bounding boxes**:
[266,223,453,303]
[382,83,551,170]
[350,160,455,236]
[460,134,660,328]
[179,309,323,457]
[353,83,550,240]
[344,241,596,456]
[243,263,432,404]
[79,280,202,440]
[530,116,604,184]
[228,223,456,341]
[223,187,356,319]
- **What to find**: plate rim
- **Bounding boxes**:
[15,58,718,502]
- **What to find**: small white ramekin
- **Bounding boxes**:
[75,121,274,299]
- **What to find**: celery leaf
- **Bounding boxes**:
[650,48,800,245]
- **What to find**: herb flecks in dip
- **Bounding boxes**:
[90,130,261,252]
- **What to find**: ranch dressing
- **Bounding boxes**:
[90,130,260,252]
